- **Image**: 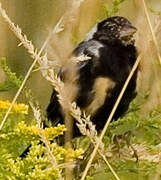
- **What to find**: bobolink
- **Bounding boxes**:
[47,16,138,137]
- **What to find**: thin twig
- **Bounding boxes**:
[81,54,142,180]
[142,0,161,65]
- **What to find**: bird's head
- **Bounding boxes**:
[92,16,137,46]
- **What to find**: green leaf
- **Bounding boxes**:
[0,80,18,91]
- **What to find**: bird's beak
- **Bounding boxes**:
[120,26,137,38]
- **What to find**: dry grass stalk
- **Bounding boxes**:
[100,152,120,180]
[135,0,161,113]
[45,3,86,165]
[154,16,161,55]
[70,102,101,147]
[48,0,85,66]
[57,1,86,179]
[29,99,58,167]
[81,54,142,180]
[142,0,161,65]
[28,97,64,180]
[0,2,63,130]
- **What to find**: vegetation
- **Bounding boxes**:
[0,0,161,179]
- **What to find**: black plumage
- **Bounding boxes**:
[47,16,138,137]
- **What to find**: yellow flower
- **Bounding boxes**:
[65,148,84,161]
[0,100,28,114]
[17,122,40,135]
[44,124,66,140]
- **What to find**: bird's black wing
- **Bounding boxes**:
[46,89,64,126]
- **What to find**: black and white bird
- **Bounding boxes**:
[47,16,138,138]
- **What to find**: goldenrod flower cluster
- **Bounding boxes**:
[50,143,84,161]
[44,124,66,140]
[17,122,66,139]
[17,121,40,136]
[17,122,83,160]
[65,148,84,161]
[0,100,28,114]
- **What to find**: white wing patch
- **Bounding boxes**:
[85,77,116,115]
[86,41,104,58]
[85,25,98,41]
